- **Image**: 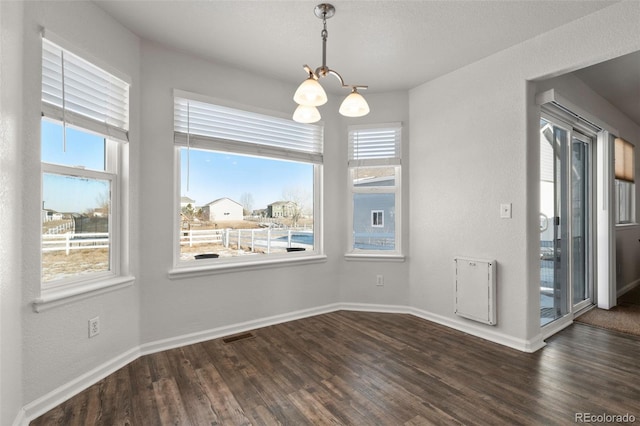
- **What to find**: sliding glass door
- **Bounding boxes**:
[539,116,594,326]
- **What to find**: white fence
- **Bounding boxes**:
[42,228,313,256]
[180,228,312,254]
[44,221,74,235]
[42,232,109,255]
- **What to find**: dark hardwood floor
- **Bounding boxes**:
[31,311,640,425]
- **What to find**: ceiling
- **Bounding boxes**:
[94,0,638,124]
[573,51,640,126]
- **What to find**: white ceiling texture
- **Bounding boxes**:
[94,0,638,124]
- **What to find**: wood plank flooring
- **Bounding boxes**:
[31,311,640,425]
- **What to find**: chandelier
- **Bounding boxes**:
[293,3,370,123]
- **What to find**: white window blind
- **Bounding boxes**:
[348,124,402,167]
[615,137,635,183]
[174,97,324,163]
[41,38,130,142]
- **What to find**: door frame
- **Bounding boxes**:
[569,130,596,313]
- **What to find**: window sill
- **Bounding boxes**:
[344,253,405,262]
[33,275,135,313]
[615,223,640,230]
[168,254,328,280]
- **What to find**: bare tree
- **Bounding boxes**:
[282,186,311,227]
[240,192,254,216]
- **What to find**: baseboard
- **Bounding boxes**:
[617,278,640,298]
[11,408,26,426]
[19,301,545,423]
[340,303,545,353]
[339,302,411,314]
[139,303,342,356]
[21,346,141,425]
[408,307,546,353]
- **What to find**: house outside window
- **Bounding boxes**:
[173,92,323,267]
[347,123,402,256]
[40,37,129,290]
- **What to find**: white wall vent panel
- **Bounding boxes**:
[454,257,497,325]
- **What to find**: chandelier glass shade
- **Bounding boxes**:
[293,77,327,107]
[339,88,370,117]
[292,3,369,123]
[293,104,322,124]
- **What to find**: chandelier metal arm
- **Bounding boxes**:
[323,68,368,91]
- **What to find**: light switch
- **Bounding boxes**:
[500,203,512,219]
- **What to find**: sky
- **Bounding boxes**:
[42,120,110,213]
[180,147,313,212]
[41,120,313,214]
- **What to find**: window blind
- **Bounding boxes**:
[348,124,402,167]
[174,97,323,163]
[41,38,130,142]
[615,137,635,182]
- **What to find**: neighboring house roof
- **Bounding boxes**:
[353,175,395,186]
[204,197,243,208]
[181,196,196,205]
[268,201,296,207]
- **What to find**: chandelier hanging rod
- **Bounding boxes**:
[305,3,367,90]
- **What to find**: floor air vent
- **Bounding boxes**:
[222,332,255,344]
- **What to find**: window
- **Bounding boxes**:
[614,137,635,224]
[173,93,323,267]
[347,123,402,256]
[41,37,129,290]
[372,210,384,227]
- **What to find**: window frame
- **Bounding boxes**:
[40,128,121,290]
[371,210,384,228]
[615,179,636,225]
[35,35,133,310]
[614,137,636,226]
[345,123,403,260]
[170,92,326,276]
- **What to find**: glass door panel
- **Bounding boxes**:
[571,135,593,310]
[540,119,569,326]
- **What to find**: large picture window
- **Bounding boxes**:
[347,124,402,256]
[40,37,129,290]
[173,93,323,267]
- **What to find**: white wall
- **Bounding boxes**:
[19,0,141,410]
[338,91,411,307]
[409,0,640,347]
[1,2,25,425]
[616,226,640,293]
[138,41,344,344]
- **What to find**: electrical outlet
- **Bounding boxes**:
[88,316,100,338]
[376,274,384,286]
